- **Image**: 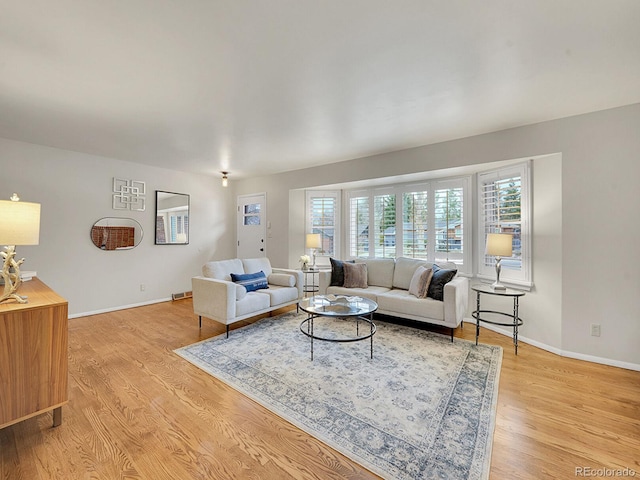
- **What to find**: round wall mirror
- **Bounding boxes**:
[90,217,143,250]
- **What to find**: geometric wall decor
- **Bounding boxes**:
[112,178,146,211]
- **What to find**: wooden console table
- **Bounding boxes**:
[0,278,68,429]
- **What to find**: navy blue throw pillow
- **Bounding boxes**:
[330,258,355,286]
[230,271,268,292]
[427,264,457,301]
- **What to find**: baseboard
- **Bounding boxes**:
[462,319,640,372]
[69,297,172,319]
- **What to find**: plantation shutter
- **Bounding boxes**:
[306,191,339,258]
[402,190,429,259]
[434,185,464,264]
[349,193,370,258]
[478,162,531,286]
[373,193,396,258]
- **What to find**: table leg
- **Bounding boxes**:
[310,316,314,361]
[514,297,519,355]
[370,313,374,359]
[475,291,481,345]
[53,406,62,427]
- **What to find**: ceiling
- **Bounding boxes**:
[2,1,639,179]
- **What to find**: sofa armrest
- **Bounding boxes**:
[192,276,236,323]
[443,276,469,327]
[272,268,304,299]
[318,270,332,295]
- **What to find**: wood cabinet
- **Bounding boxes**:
[0,278,68,429]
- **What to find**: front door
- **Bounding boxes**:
[237,193,266,258]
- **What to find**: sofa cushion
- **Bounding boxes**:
[355,258,395,288]
[203,258,244,281]
[242,257,273,277]
[261,285,299,306]
[408,265,434,299]
[377,289,445,321]
[268,273,296,287]
[393,257,428,290]
[236,292,271,317]
[326,285,389,302]
[231,271,269,292]
[343,262,368,288]
[427,265,457,301]
[329,258,354,286]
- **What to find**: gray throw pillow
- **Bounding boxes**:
[330,258,355,286]
[427,264,457,301]
[408,265,434,299]
[342,262,368,288]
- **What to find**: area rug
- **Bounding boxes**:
[175,311,502,480]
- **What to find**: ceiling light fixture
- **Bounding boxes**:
[221,172,229,187]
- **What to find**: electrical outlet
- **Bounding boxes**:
[140,284,145,292]
[590,324,601,337]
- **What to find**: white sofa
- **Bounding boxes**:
[318,257,469,340]
[192,257,303,337]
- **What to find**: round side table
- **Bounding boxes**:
[472,284,525,354]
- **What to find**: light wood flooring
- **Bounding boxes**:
[1,299,639,479]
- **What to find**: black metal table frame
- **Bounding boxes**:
[472,288,524,354]
[299,312,376,361]
[302,269,319,296]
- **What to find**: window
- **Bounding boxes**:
[373,191,396,258]
[434,181,464,265]
[402,190,429,258]
[348,192,369,258]
[346,177,471,273]
[477,162,532,287]
[306,191,340,258]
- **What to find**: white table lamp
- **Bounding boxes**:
[0,193,41,304]
[485,233,512,290]
[305,233,322,268]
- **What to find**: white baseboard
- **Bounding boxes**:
[462,319,640,372]
[69,297,172,319]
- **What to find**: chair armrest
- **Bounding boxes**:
[443,276,469,326]
[272,268,304,299]
[191,276,236,323]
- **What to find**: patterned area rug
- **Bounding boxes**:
[175,311,502,480]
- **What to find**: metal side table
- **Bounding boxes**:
[472,284,525,354]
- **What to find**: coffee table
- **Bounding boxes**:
[299,295,378,361]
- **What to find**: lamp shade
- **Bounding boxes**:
[485,233,512,257]
[305,233,322,249]
[0,199,41,245]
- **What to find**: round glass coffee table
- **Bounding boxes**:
[299,295,378,361]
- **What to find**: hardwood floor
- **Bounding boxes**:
[1,299,638,479]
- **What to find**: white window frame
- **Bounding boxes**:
[477,161,532,288]
[305,190,340,263]
[345,177,472,275]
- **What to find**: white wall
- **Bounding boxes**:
[0,137,235,316]
[235,104,640,368]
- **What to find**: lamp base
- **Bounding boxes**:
[491,282,507,291]
[1,245,27,304]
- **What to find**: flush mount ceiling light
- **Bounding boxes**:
[221,172,229,187]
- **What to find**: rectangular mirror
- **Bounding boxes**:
[155,191,189,245]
